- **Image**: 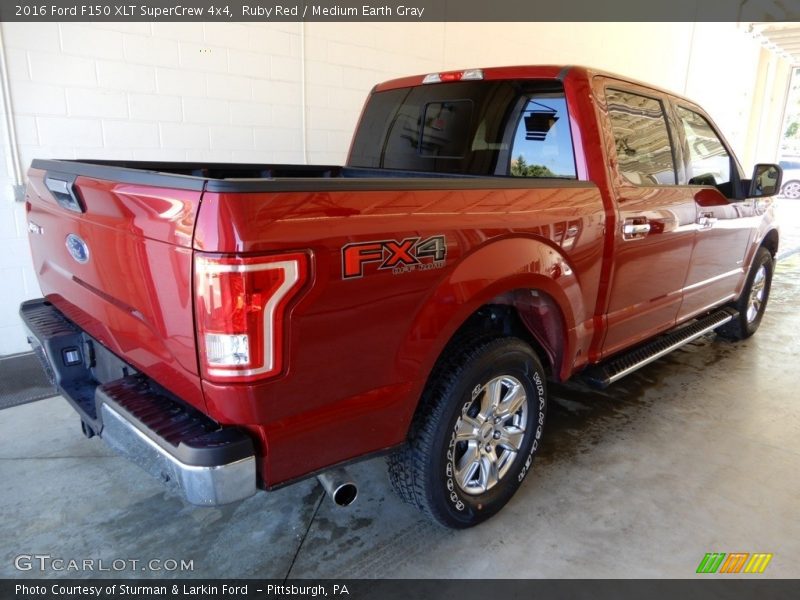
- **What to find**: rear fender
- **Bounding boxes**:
[397,236,584,399]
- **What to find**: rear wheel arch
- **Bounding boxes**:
[401,285,568,447]
[395,237,583,439]
[442,289,567,380]
[403,277,575,399]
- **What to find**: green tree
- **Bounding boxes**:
[510,154,556,178]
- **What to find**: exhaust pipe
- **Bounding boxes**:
[317,468,358,507]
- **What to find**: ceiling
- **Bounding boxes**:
[750,22,800,64]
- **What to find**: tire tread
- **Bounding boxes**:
[388,335,525,526]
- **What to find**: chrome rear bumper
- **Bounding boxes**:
[20,298,257,507]
[100,402,256,506]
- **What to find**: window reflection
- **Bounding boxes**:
[607,89,676,186]
[509,97,576,178]
[677,106,731,187]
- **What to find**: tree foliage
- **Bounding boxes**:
[510,155,556,178]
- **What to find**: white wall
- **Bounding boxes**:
[0,21,790,355]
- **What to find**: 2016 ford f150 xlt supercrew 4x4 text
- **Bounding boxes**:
[20,66,781,528]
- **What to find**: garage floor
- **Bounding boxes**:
[2,202,799,580]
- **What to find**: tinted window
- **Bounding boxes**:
[509,97,576,178]
[677,106,731,187]
[607,89,676,185]
[419,100,474,158]
[349,80,576,178]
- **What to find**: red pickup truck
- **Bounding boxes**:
[20,66,781,528]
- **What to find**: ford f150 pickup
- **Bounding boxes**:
[20,66,782,528]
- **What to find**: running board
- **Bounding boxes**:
[582,309,737,389]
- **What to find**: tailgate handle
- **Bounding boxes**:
[45,172,84,213]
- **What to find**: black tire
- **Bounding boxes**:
[717,247,774,340]
[388,337,547,528]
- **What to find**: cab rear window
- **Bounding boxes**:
[348,80,577,178]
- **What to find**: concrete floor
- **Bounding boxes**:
[1,201,799,579]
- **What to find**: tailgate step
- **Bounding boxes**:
[96,376,254,468]
[583,309,737,388]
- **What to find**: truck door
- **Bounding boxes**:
[597,84,697,357]
[669,103,758,320]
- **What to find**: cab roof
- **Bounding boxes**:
[372,65,697,107]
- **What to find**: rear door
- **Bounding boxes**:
[594,81,697,357]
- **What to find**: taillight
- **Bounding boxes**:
[194,252,309,382]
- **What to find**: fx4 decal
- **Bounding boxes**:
[342,235,447,279]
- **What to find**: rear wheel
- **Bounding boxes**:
[388,337,547,528]
[717,247,774,340]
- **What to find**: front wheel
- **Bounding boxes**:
[388,337,547,528]
[717,247,774,340]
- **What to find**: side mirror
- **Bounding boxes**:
[748,163,782,197]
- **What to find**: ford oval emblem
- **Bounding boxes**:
[65,233,90,264]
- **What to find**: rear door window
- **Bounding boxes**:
[606,89,677,185]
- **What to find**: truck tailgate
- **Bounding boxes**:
[24,166,206,411]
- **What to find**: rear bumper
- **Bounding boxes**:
[99,400,255,505]
[19,298,257,506]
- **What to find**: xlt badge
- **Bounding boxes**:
[342,235,447,279]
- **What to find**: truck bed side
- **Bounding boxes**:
[192,181,606,485]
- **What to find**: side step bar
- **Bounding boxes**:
[583,309,737,389]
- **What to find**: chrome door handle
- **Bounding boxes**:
[622,220,651,239]
[697,211,717,229]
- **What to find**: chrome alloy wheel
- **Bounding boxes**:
[747,264,767,323]
[452,375,528,496]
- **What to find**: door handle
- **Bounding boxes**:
[697,211,717,229]
[622,219,651,240]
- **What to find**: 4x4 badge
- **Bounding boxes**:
[342,235,447,279]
